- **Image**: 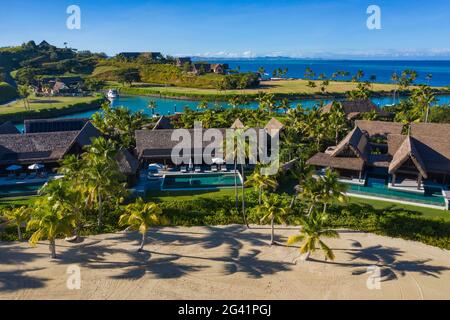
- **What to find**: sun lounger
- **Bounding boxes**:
[19,173,27,179]
[211,165,218,172]
[28,173,37,180]
[180,166,188,173]
[220,166,228,172]
[195,166,202,173]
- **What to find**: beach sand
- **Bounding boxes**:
[1,225,449,300]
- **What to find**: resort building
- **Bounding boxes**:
[117,52,164,61]
[307,120,450,209]
[321,100,391,120]
[0,121,101,171]
[24,118,90,133]
[192,63,228,75]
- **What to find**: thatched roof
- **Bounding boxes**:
[0,122,100,166]
[116,149,139,175]
[264,118,284,136]
[307,152,365,171]
[25,118,89,133]
[136,129,227,159]
[153,116,173,130]
[410,123,450,140]
[330,126,369,161]
[321,100,380,119]
[0,122,20,135]
[389,136,428,178]
[0,131,79,165]
[231,119,245,129]
[355,120,404,137]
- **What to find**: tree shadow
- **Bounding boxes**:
[0,268,49,292]
[0,243,48,265]
[309,245,449,282]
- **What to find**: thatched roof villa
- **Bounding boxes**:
[307,121,450,192]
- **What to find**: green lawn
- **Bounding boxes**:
[119,79,430,98]
[146,188,241,202]
[347,197,450,221]
[0,94,100,116]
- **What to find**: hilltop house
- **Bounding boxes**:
[175,57,192,67]
[307,120,450,193]
[117,52,164,61]
[37,76,84,96]
[321,100,391,120]
[192,63,228,75]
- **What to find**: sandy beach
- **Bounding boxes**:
[1,225,449,300]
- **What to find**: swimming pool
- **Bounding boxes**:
[162,173,242,191]
[0,182,44,197]
[347,177,446,207]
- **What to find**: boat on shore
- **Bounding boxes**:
[107,89,118,100]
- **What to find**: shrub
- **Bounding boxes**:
[0,82,18,104]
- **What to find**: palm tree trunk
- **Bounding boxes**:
[241,164,248,228]
[97,193,103,228]
[139,232,147,252]
[234,158,239,212]
[323,203,327,214]
[270,217,275,245]
[17,226,22,242]
[290,194,297,209]
[304,251,311,261]
[259,187,262,205]
[50,239,56,259]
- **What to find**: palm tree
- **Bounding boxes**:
[2,206,32,241]
[277,98,290,114]
[198,101,209,110]
[318,169,347,214]
[287,211,339,261]
[228,96,241,109]
[119,198,168,252]
[245,167,279,205]
[82,137,127,228]
[289,159,314,208]
[147,100,157,115]
[391,72,399,103]
[27,198,76,259]
[258,194,290,245]
[18,85,30,110]
[327,102,347,145]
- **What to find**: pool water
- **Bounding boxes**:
[348,177,446,207]
[162,173,241,190]
[0,183,44,197]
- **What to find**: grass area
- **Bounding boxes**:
[0,94,99,115]
[347,197,450,221]
[146,188,241,202]
[118,79,425,99]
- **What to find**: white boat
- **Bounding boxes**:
[107,89,118,100]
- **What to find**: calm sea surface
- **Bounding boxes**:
[207,59,450,87]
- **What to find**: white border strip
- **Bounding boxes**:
[346,192,448,211]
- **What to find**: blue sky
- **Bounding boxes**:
[1,0,450,59]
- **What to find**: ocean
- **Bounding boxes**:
[206,59,450,87]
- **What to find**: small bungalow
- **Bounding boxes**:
[116,149,140,186]
[193,63,228,75]
[321,100,391,120]
[176,57,192,67]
